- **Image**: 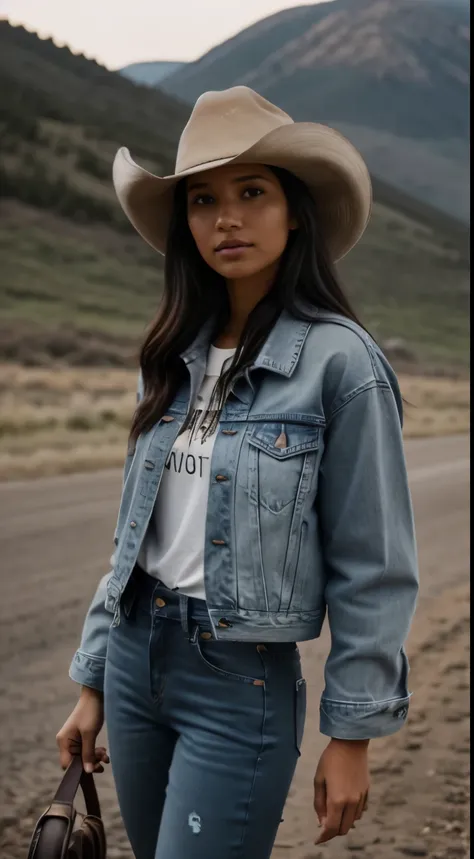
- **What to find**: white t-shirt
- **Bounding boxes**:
[137,345,236,598]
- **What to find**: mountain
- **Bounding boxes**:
[119,60,186,87]
[0,20,469,372]
[0,21,189,173]
[162,0,470,221]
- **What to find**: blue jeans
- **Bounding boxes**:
[104,566,307,859]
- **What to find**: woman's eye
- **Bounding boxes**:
[192,194,214,205]
[191,187,263,205]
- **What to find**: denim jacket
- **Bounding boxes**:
[70,309,419,740]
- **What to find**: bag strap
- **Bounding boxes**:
[54,756,102,819]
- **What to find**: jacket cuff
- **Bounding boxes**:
[69,649,106,693]
[320,695,411,740]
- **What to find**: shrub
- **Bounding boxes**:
[66,412,95,431]
[76,147,110,180]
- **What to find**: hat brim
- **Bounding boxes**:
[112,122,372,262]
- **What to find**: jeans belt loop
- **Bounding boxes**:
[179,593,190,636]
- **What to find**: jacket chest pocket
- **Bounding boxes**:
[238,422,322,514]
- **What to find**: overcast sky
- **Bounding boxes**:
[1,0,331,69]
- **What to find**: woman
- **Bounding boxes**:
[57,86,419,859]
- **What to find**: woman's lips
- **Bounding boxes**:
[215,244,253,257]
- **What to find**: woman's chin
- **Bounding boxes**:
[213,260,266,280]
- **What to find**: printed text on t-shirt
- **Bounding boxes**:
[165,450,210,477]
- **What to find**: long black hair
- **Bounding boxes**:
[129,165,367,442]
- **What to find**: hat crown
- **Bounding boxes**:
[175,86,294,174]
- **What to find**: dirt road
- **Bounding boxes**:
[0,435,469,859]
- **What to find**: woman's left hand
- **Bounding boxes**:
[313,738,370,844]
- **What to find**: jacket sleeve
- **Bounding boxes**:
[68,568,115,691]
[317,379,419,739]
[69,372,143,692]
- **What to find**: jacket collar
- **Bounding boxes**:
[180,309,312,378]
[180,316,215,366]
[252,310,311,377]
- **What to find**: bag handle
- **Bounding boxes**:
[54,755,102,819]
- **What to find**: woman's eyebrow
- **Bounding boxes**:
[187,174,269,193]
[233,174,269,184]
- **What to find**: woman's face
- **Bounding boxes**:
[186,163,296,281]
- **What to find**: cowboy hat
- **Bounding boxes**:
[113,86,372,262]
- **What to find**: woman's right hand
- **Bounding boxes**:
[56,686,110,774]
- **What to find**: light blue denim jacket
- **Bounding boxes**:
[70,309,419,739]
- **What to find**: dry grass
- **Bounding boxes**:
[401,375,470,438]
[0,366,469,481]
[0,366,135,480]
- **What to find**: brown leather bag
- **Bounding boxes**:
[27,756,106,859]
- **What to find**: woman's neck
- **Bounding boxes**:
[214,266,278,349]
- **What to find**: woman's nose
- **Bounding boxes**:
[215,208,242,230]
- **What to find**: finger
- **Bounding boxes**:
[354,792,367,821]
[56,733,75,770]
[313,777,327,826]
[339,801,359,836]
[58,746,74,770]
[315,800,344,844]
[94,747,110,764]
[81,730,98,774]
[93,755,110,773]
[85,747,110,774]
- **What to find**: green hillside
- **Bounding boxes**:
[0,18,189,223]
[0,21,469,373]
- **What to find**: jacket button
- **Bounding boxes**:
[212,539,226,546]
[161,415,175,423]
[155,597,166,608]
[217,618,232,628]
[200,631,212,640]
[222,430,237,435]
[130,521,137,528]
[215,475,228,482]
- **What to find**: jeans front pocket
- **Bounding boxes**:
[192,627,266,686]
[295,677,307,755]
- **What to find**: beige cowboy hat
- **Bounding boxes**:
[113,86,372,262]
